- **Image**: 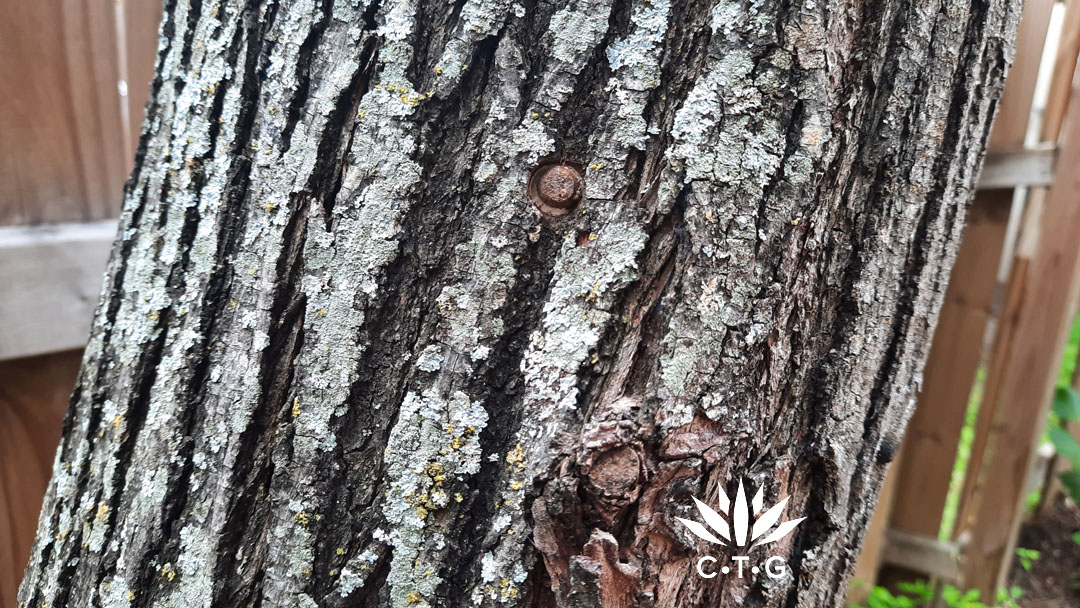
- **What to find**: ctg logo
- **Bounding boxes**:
[676,479,805,580]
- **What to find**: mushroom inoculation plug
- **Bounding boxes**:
[529,162,583,216]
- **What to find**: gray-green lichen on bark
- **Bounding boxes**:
[19,0,1019,606]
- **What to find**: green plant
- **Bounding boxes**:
[941,585,982,608]
[994,586,1023,608]
[895,581,934,603]
[860,586,922,608]
[847,582,1022,608]
[1050,386,1080,502]
[1072,532,1080,590]
[1015,546,1040,571]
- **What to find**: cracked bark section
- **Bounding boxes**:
[20,0,1019,607]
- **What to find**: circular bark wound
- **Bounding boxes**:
[585,446,642,496]
[528,161,584,217]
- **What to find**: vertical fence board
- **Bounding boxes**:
[0,0,120,225]
[121,0,164,156]
[960,84,1080,595]
[0,352,82,608]
[987,0,1056,150]
[0,0,161,227]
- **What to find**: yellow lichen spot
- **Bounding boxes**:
[510,480,523,491]
[264,202,276,213]
[292,399,301,419]
[127,592,135,601]
[590,352,600,364]
[336,547,346,555]
[507,529,515,535]
[405,592,423,604]
[435,65,443,75]
[445,424,454,435]
[451,436,464,450]
[588,163,603,170]
[588,232,597,241]
[584,281,602,303]
[454,492,463,503]
[792,218,800,225]
[531,112,540,118]
[416,506,428,519]
[95,503,110,522]
[227,299,238,311]
[499,577,519,598]
[294,512,310,526]
[506,444,525,471]
[329,569,337,576]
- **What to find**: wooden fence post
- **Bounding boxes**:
[960,75,1080,596]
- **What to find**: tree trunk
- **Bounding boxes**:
[19,0,1020,606]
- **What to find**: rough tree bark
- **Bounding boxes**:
[18,0,1020,606]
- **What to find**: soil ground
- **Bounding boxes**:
[1007,496,1080,607]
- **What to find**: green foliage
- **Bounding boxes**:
[896,581,934,603]
[1048,316,1080,504]
[1050,385,1080,503]
[848,582,1022,608]
[994,586,1023,608]
[1053,385,1080,420]
[941,585,980,607]
[862,586,920,608]
[1063,470,1080,503]
[1050,419,1080,463]
[1014,547,1040,571]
